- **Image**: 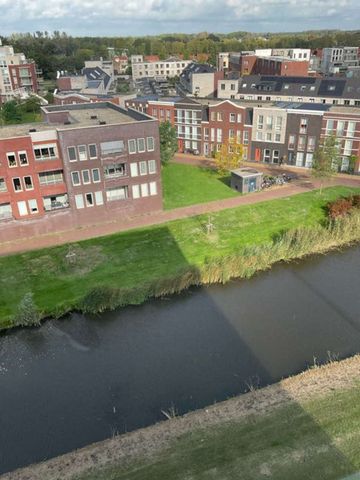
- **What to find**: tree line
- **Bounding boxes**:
[1,30,360,80]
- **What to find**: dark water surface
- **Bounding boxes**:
[1,246,360,474]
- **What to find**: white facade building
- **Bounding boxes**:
[131,55,192,81]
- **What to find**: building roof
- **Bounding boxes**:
[0,102,153,139]
[231,168,263,178]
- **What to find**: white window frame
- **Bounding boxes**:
[128,139,137,154]
[92,168,101,183]
[68,146,77,162]
[75,194,84,209]
[71,171,81,186]
[18,151,29,166]
[139,161,147,176]
[13,177,22,192]
[17,200,28,216]
[28,199,38,214]
[146,137,155,152]
[78,145,88,161]
[137,138,146,153]
[24,175,34,191]
[130,162,139,177]
[148,160,156,174]
[82,169,91,185]
[85,192,94,207]
[7,152,17,168]
[132,184,140,199]
[149,181,157,196]
[88,144,98,159]
[95,191,104,206]
[141,183,149,197]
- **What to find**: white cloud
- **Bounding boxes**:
[0,0,359,34]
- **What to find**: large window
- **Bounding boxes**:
[297,136,306,151]
[347,121,356,137]
[24,176,33,190]
[137,138,146,153]
[299,118,307,134]
[128,139,137,154]
[307,137,316,152]
[148,160,156,174]
[75,194,84,209]
[229,113,236,123]
[92,168,100,183]
[0,178,6,191]
[257,115,264,130]
[104,163,126,178]
[82,170,91,184]
[149,181,157,196]
[106,186,128,201]
[19,152,28,166]
[34,145,57,161]
[336,121,345,136]
[13,178,22,192]
[263,149,271,163]
[130,163,138,177]
[100,140,125,155]
[147,137,154,151]
[43,194,68,211]
[7,153,16,167]
[326,119,334,134]
[141,183,149,197]
[71,171,81,186]
[139,161,147,176]
[78,145,87,161]
[132,184,140,199]
[89,144,97,159]
[68,146,77,162]
[28,199,38,214]
[39,170,63,185]
[0,203,12,219]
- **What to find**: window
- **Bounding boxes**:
[132,184,140,199]
[148,160,156,174]
[17,201,28,216]
[229,129,235,139]
[326,119,334,133]
[34,145,57,161]
[13,178,22,192]
[0,178,7,192]
[24,176,33,190]
[100,140,125,155]
[307,137,316,152]
[210,111,216,121]
[272,150,280,164]
[266,133,272,141]
[106,186,128,201]
[275,133,281,142]
[92,168,100,183]
[288,134,296,150]
[137,138,146,152]
[217,112,223,122]
[299,118,308,134]
[147,137,155,151]
[0,203,12,219]
[71,171,81,186]
[75,194,84,209]
[82,170,91,184]
[141,183,149,197]
[149,181,157,196]
[344,140,353,156]
[275,117,282,131]
[19,152,28,166]
[39,170,63,185]
[217,128,222,143]
[266,116,273,129]
[221,83,225,90]
[263,149,271,163]
[229,113,236,123]
[128,139,137,154]
[305,153,313,168]
[85,193,94,207]
[78,145,87,161]
[237,113,242,123]
[28,199,38,214]
[243,131,249,145]
[347,121,356,137]
[89,144,97,159]
[104,163,126,178]
[256,131,263,141]
[68,146,77,162]
[7,153,16,167]
[298,136,306,151]
[257,115,264,129]
[95,191,104,206]
[335,121,345,137]
[296,152,304,167]
[130,163,138,177]
[139,161,147,176]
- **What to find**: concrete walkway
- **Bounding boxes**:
[1,161,360,256]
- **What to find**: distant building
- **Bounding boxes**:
[131,55,192,81]
[0,40,41,103]
[178,63,224,97]
[113,55,129,75]
[321,47,359,75]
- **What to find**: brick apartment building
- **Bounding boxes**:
[0,102,162,242]
[126,95,360,173]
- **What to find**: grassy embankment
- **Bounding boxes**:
[78,380,360,480]
[162,163,237,209]
[1,184,360,330]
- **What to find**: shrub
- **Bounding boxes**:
[13,292,41,327]
[327,197,353,220]
[352,195,360,208]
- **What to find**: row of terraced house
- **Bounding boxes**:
[125,76,360,174]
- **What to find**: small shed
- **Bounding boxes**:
[230,168,263,194]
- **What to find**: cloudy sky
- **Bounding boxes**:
[1,0,359,36]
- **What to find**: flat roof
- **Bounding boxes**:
[0,102,152,139]
[231,168,263,178]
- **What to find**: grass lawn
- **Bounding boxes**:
[78,383,360,480]
[0,185,359,328]
[162,163,237,209]
[2,111,42,125]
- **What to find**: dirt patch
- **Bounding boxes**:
[2,355,360,480]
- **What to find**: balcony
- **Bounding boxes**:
[0,211,12,221]
[43,194,69,212]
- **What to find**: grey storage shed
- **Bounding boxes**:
[230,168,263,194]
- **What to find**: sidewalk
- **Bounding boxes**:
[1,173,358,257]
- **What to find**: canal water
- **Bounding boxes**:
[1,246,360,474]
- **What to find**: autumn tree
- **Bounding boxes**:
[215,138,244,176]
[311,134,340,194]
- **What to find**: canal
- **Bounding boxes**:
[1,246,360,474]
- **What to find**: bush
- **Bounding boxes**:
[327,197,354,220]
[13,292,41,327]
[352,195,360,208]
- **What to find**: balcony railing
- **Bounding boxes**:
[44,201,69,212]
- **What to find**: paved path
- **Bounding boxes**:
[1,160,359,256]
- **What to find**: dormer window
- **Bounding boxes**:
[242,83,247,88]
[328,85,336,91]
[284,84,289,90]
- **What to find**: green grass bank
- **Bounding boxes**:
[162,162,237,209]
[1,185,360,330]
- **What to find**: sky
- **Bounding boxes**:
[1,0,359,36]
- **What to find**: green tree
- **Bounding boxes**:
[0,100,21,124]
[159,121,178,165]
[312,134,340,194]
[13,292,41,327]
